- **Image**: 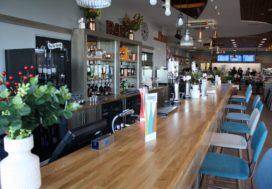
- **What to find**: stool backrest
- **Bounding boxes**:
[245,89,252,103]
[256,101,264,113]
[248,109,261,136]
[251,122,268,163]
[252,95,261,109]
[255,148,272,189]
[245,84,252,95]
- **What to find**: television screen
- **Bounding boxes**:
[230,55,242,62]
[243,55,256,62]
[217,55,229,62]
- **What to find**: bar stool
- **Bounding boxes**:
[199,122,268,189]
[221,108,260,136]
[225,101,263,122]
[229,84,252,104]
[255,148,272,189]
[225,89,256,113]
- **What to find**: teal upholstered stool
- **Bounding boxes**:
[228,84,252,104]
[222,109,260,136]
[200,122,268,188]
[255,148,272,189]
[226,100,263,122]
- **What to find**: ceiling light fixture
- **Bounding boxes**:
[262,38,267,41]
[261,41,265,43]
[217,12,220,16]
[180,29,194,47]
[149,0,157,6]
[75,0,111,8]
[215,5,218,10]
[231,39,235,42]
[176,13,184,27]
[165,0,171,16]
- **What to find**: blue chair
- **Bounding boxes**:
[229,84,252,104]
[221,109,260,136]
[225,100,263,122]
[200,122,268,188]
[225,92,258,113]
[255,148,272,189]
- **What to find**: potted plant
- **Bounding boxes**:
[224,74,233,84]
[190,71,202,98]
[84,8,102,31]
[0,67,80,189]
[121,13,144,40]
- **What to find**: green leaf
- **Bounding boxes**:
[0,117,9,126]
[63,110,72,119]
[0,89,10,98]
[30,76,39,85]
[12,95,23,105]
[10,120,22,130]
[18,105,31,116]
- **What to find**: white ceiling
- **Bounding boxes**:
[114,0,272,45]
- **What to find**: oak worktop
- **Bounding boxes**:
[41,84,231,189]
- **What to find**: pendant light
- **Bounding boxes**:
[165,0,171,16]
[75,0,111,9]
[180,29,194,47]
[149,0,157,5]
[176,13,184,27]
[180,1,193,47]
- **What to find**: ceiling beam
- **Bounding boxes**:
[174,2,205,9]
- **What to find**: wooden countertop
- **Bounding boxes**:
[78,86,167,111]
[41,84,231,189]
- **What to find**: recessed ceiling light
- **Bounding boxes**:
[232,41,236,43]
[215,5,218,10]
[231,39,235,42]
[217,12,220,15]
[262,38,267,41]
[260,41,265,43]
[268,8,272,11]
[211,0,214,2]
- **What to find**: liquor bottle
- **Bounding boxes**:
[87,84,92,97]
[51,59,57,85]
[37,62,43,84]
[43,51,48,83]
[46,53,52,82]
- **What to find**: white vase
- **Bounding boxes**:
[191,84,200,99]
[1,135,41,189]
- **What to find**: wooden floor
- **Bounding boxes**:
[201,91,272,189]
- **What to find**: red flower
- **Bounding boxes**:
[30,65,35,70]
[8,76,14,81]
[14,82,18,86]
[0,81,2,85]
[23,76,28,81]
[29,74,34,78]
[6,81,11,87]
[2,71,6,76]
[24,66,29,70]
[18,71,23,76]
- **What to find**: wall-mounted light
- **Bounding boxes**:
[198,30,203,42]
[149,0,157,6]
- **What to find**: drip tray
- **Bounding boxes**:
[157,106,178,117]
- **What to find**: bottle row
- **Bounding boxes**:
[37,51,66,86]
[87,79,112,97]
[120,66,136,77]
[87,63,113,80]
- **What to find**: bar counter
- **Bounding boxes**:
[77,86,168,111]
[41,84,231,189]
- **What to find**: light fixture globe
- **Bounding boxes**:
[75,0,111,8]
[180,29,194,47]
[149,0,157,5]
[176,13,184,27]
[165,8,171,16]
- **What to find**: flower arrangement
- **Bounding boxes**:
[191,71,202,85]
[84,8,102,20]
[0,66,80,139]
[121,13,144,31]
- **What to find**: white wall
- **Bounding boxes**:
[0,0,167,72]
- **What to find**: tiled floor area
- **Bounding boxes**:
[201,92,271,189]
